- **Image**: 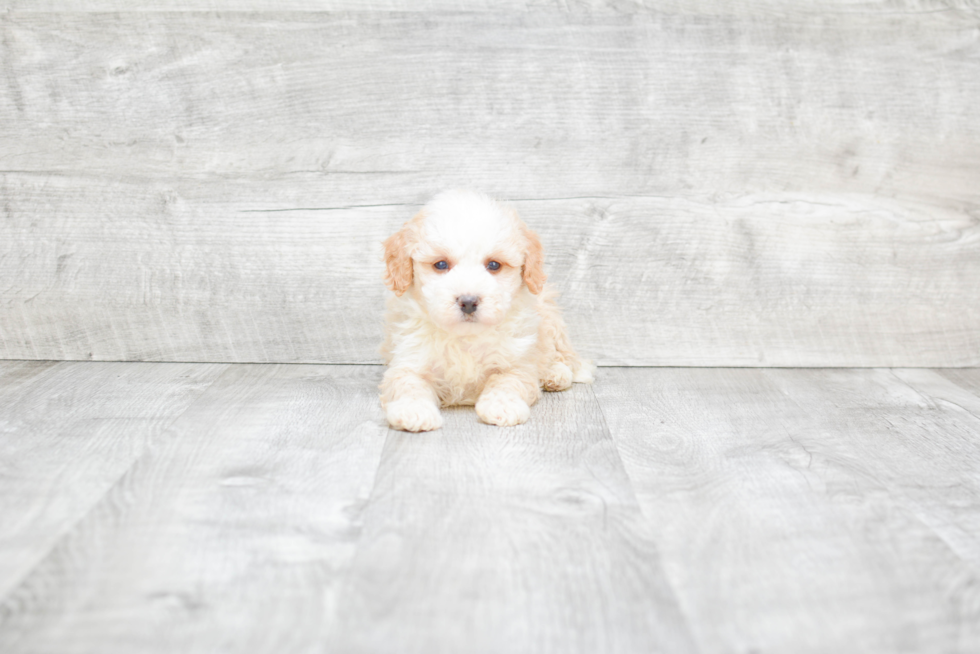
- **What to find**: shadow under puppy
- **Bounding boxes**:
[381,190,593,432]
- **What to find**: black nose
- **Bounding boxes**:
[458,295,480,315]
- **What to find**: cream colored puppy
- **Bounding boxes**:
[380,190,593,432]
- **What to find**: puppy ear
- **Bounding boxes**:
[383,212,422,296]
[521,222,547,295]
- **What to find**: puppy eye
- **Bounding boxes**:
[434,260,449,271]
[486,261,501,272]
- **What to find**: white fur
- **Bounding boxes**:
[380,190,594,431]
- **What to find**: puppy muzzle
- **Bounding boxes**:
[457,295,480,316]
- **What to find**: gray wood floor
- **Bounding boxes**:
[1,361,978,653]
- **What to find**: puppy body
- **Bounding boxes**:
[381,190,593,431]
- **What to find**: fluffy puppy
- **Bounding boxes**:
[380,190,593,432]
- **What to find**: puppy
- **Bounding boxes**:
[380,190,593,432]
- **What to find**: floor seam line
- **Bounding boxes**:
[0,362,232,608]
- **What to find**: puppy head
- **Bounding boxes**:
[383,190,546,332]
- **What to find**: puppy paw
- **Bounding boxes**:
[385,399,443,432]
[542,362,573,392]
[572,360,596,384]
[476,393,531,427]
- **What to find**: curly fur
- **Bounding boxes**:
[380,190,593,431]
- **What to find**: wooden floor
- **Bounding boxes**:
[1,361,979,654]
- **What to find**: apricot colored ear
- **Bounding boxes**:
[383,213,422,296]
[521,223,547,295]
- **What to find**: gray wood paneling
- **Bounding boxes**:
[533,195,980,367]
[0,360,225,598]
[4,1,979,13]
[327,383,696,654]
[594,367,980,654]
[2,179,977,365]
[2,9,978,365]
[3,11,977,202]
[0,364,388,654]
[0,175,398,363]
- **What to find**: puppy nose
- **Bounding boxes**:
[458,295,480,315]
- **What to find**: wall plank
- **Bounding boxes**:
[2,11,977,203]
[1,10,978,365]
[2,176,977,365]
[4,1,979,14]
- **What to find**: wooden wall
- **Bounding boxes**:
[2,3,978,366]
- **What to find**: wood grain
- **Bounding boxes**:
[934,368,980,397]
[0,360,225,598]
[1,9,978,365]
[0,175,399,363]
[0,364,388,654]
[5,0,980,12]
[327,383,696,654]
[2,11,977,203]
[888,368,980,570]
[2,180,977,366]
[594,367,980,654]
[2,362,979,651]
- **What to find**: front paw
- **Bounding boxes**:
[386,399,443,432]
[542,362,573,392]
[572,360,596,384]
[476,393,530,427]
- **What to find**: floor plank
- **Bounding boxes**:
[934,368,980,398]
[327,383,696,654]
[882,369,980,571]
[594,367,980,654]
[0,364,388,654]
[3,363,978,653]
[0,360,226,599]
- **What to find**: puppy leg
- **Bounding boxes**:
[381,367,443,432]
[537,292,594,389]
[476,369,541,427]
[542,361,574,392]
